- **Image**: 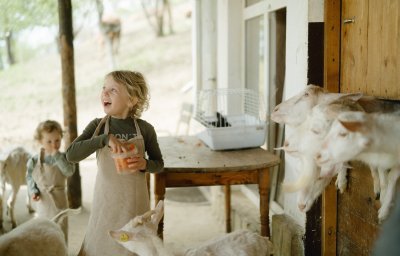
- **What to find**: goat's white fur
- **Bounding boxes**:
[318,111,400,221]
[0,147,33,230]
[0,207,80,256]
[109,200,273,256]
[271,84,362,126]
[274,95,363,211]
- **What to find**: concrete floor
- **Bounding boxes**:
[2,157,225,256]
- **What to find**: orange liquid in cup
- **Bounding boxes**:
[112,143,139,174]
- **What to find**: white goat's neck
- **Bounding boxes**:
[362,114,400,155]
[128,236,173,256]
[354,114,400,168]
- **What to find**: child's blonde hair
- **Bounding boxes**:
[106,70,150,118]
[34,120,63,141]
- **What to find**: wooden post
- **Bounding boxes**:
[322,0,341,255]
[58,0,82,208]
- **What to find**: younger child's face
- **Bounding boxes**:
[40,130,62,155]
[101,76,135,119]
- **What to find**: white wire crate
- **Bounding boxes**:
[194,88,266,150]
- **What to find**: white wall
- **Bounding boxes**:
[192,0,218,94]
[193,0,325,229]
[282,0,324,225]
[278,0,309,225]
[217,0,243,90]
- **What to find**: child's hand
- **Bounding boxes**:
[32,193,40,201]
[108,134,130,153]
[126,155,147,172]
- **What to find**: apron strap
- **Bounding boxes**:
[39,148,45,166]
[92,116,109,138]
[133,118,142,137]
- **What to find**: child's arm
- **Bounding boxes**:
[26,157,40,200]
[143,123,164,173]
[53,152,75,177]
[66,119,108,163]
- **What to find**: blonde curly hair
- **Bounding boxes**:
[34,120,63,141]
[106,70,150,118]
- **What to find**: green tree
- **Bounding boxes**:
[0,0,57,65]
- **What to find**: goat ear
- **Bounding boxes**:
[323,92,363,103]
[109,230,134,242]
[339,120,364,132]
[152,200,165,225]
[340,92,363,102]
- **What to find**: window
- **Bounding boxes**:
[243,1,287,212]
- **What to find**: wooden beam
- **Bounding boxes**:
[324,0,341,93]
[58,0,82,208]
[322,0,341,255]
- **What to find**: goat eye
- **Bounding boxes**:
[311,129,320,135]
[304,92,309,97]
[339,132,347,137]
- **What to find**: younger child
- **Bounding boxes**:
[26,120,75,243]
[66,70,164,256]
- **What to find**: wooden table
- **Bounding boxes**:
[154,136,280,238]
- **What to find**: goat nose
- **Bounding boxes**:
[298,203,306,211]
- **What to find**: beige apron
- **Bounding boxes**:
[32,149,69,243]
[79,116,150,256]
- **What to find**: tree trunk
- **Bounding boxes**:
[156,0,164,36]
[164,0,174,34]
[58,0,81,208]
[5,31,15,65]
[0,51,4,70]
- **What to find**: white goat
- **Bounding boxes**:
[0,207,80,256]
[184,229,273,256]
[109,200,273,256]
[109,200,171,256]
[271,85,364,211]
[0,147,33,230]
[277,99,363,211]
[317,111,400,221]
[271,85,363,190]
[271,84,362,126]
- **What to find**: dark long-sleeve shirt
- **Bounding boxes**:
[66,117,164,173]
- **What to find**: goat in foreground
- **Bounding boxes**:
[0,207,81,256]
[317,111,400,221]
[0,147,33,230]
[109,200,273,256]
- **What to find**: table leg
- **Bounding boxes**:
[154,172,166,239]
[258,168,270,237]
[224,185,231,233]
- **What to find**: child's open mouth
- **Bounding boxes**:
[103,101,111,107]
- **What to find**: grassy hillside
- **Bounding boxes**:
[0,1,192,152]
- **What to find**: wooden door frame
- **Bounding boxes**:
[322,0,341,255]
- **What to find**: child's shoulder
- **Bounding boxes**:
[85,117,106,129]
[27,154,39,167]
[137,118,155,130]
